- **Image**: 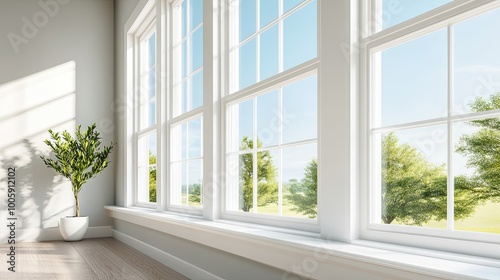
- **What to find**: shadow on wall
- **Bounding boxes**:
[0,61,77,242]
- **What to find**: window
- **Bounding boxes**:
[229,0,317,93]
[170,0,204,211]
[134,11,157,206]
[224,0,318,228]
[365,0,500,255]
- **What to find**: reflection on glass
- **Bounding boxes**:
[379,29,447,127]
[453,8,500,115]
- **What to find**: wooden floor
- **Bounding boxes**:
[0,238,189,280]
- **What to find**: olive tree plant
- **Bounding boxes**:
[40,123,115,217]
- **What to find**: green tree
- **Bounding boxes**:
[240,136,278,212]
[189,183,202,205]
[149,151,156,202]
[382,133,480,225]
[285,159,318,218]
[456,93,500,201]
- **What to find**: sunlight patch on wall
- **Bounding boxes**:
[0,61,77,233]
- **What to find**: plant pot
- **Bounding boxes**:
[59,216,89,241]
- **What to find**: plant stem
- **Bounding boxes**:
[75,194,80,217]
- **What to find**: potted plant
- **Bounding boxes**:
[40,123,115,241]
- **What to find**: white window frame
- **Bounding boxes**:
[360,0,500,259]
[166,0,211,216]
[220,0,322,232]
[133,8,159,208]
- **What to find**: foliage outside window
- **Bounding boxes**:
[370,4,500,235]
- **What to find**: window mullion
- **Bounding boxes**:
[447,23,454,230]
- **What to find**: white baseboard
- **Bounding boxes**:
[112,229,222,280]
[0,226,113,243]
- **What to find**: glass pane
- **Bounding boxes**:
[192,26,203,72]
[239,38,257,90]
[191,0,203,30]
[188,117,203,159]
[378,29,447,127]
[187,159,203,207]
[239,153,254,212]
[240,0,256,42]
[148,33,156,74]
[192,70,203,110]
[260,0,278,28]
[283,0,317,71]
[182,40,188,79]
[228,99,254,152]
[454,120,500,234]
[378,125,448,228]
[172,118,202,161]
[173,81,188,118]
[256,149,279,215]
[283,0,305,14]
[282,143,317,218]
[453,8,500,115]
[282,75,317,144]
[138,131,157,203]
[181,0,187,37]
[379,0,452,30]
[260,25,279,81]
[148,100,156,127]
[239,99,254,151]
[257,90,279,147]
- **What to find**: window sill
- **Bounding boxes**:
[105,206,500,279]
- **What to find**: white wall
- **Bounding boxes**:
[0,0,115,240]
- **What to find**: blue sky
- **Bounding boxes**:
[380,2,500,177]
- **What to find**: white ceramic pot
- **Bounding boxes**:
[59,216,89,241]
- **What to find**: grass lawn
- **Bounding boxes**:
[424,201,500,234]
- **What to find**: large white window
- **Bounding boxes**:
[123,0,500,263]
[224,0,318,229]
[170,0,204,211]
[364,0,500,257]
[134,10,158,206]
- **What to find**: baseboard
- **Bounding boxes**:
[0,226,113,243]
[112,229,222,280]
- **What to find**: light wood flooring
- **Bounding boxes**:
[0,237,189,279]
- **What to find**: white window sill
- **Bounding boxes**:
[105,206,500,279]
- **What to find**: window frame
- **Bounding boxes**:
[360,0,500,259]
[133,7,159,208]
[220,0,322,232]
[166,0,205,216]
